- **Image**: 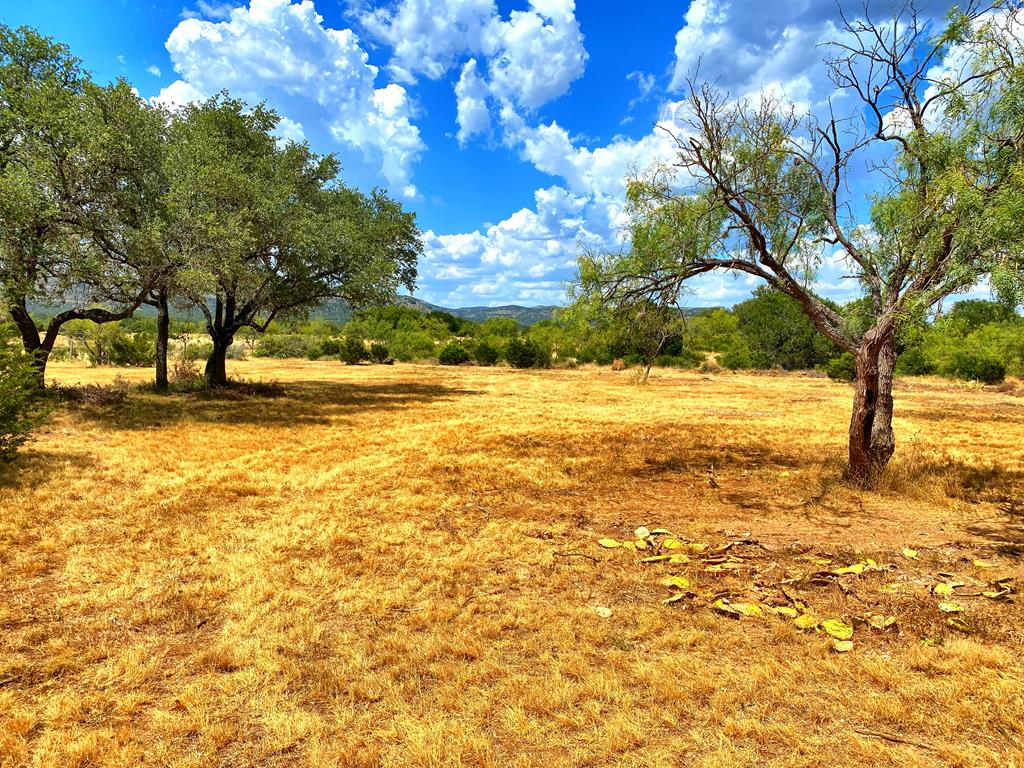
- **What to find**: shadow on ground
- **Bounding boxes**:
[60,380,484,430]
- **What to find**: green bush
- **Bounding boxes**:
[368,342,391,364]
[183,341,214,361]
[319,338,342,357]
[339,336,368,365]
[438,343,471,365]
[825,352,857,382]
[473,341,499,366]
[253,334,310,359]
[390,331,437,361]
[949,352,1006,384]
[719,344,754,370]
[895,345,935,376]
[0,325,48,460]
[655,349,704,368]
[505,337,540,369]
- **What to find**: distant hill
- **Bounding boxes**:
[393,296,557,326]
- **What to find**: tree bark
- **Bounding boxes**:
[204,333,232,387]
[847,331,896,487]
[154,288,170,393]
[9,302,48,388]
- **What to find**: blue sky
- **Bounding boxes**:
[2,0,966,308]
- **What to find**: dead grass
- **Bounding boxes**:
[1,360,1022,767]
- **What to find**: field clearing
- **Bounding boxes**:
[2,360,1023,767]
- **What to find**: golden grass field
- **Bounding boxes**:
[1,360,1023,767]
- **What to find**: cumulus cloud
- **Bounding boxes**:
[355,0,587,142]
[158,0,424,196]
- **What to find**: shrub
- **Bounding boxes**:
[170,358,205,391]
[895,345,935,376]
[825,352,857,382]
[368,342,391,364]
[719,344,754,370]
[183,341,215,362]
[0,326,48,459]
[49,376,131,406]
[438,343,471,365]
[390,331,437,362]
[655,349,704,369]
[319,338,343,357]
[949,352,1006,384]
[473,341,499,366]
[254,334,310,359]
[339,336,368,365]
[505,337,540,369]
[107,330,155,367]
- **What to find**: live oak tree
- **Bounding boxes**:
[577,2,1024,487]
[0,26,168,386]
[165,95,420,387]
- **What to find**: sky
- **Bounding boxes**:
[1,0,977,309]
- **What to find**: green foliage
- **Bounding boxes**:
[473,340,500,366]
[825,353,857,382]
[733,288,839,370]
[253,335,311,359]
[367,342,391,364]
[0,324,47,459]
[339,336,368,365]
[504,337,540,369]
[949,352,1006,385]
[437,343,471,365]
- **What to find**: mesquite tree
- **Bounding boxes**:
[577,2,1024,486]
[0,26,168,385]
[165,95,420,386]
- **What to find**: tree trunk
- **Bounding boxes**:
[154,288,170,393]
[204,333,232,387]
[9,302,47,388]
[847,332,896,488]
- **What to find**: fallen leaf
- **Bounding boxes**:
[867,615,897,630]
[712,599,763,618]
[947,616,970,631]
[641,555,671,563]
[668,554,691,564]
[594,606,612,618]
[973,559,993,568]
[982,589,1010,600]
[662,537,684,550]
[597,539,620,549]
[833,563,866,575]
[705,562,743,572]
[634,539,649,550]
[793,614,820,630]
[622,540,637,552]
[902,548,919,560]
[649,528,671,536]
[660,576,690,590]
[662,593,687,605]
[832,640,854,653]
[771,606,799,618]
[938,601,965,613]
[821,618,854,641]
[634,526,651,540]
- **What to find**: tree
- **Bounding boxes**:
[577,3,1024,486]
[733,288,840,370]
[165,95,421,386]
[0,322,48,459]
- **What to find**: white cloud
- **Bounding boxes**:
[356,0,586,142]
[147,64,162,77]
[158,0,424,196]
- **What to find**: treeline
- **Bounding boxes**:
[48,290,1022,385]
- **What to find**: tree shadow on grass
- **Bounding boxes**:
[0,448,98,490]
[61,380,484,431]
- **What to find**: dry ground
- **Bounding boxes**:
[1,360,1023,768]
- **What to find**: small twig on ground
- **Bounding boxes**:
[853,728,935,751]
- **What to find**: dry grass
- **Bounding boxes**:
[2,360,1023,768]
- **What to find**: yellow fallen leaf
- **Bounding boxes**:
[662,593,687,605]
[793,614,819,630]
[660,576,690,590]
[634,538,649,550]
[867,615,897,630]
[973,559,993,568]
[705,562,743,572]
[821,618,854,641]
[833,563,866,575]
[866,558,878,568]
[597,539,620,549]
[982,589,1009,600]
[662,537,684,550]
[668,554,691,564]
[641,555,671,563]
[634,526,651,540]
[832,639,854,653]
[933,583,955,597]
[649,528,671,535]
[622,540,637,552]
[712,599,762,618]
[811,557,832,566]
[902,548,918,560]
[772,606,799,618]
[947,616,970,631]
[938,601,965,613]
[594,606,612,618]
